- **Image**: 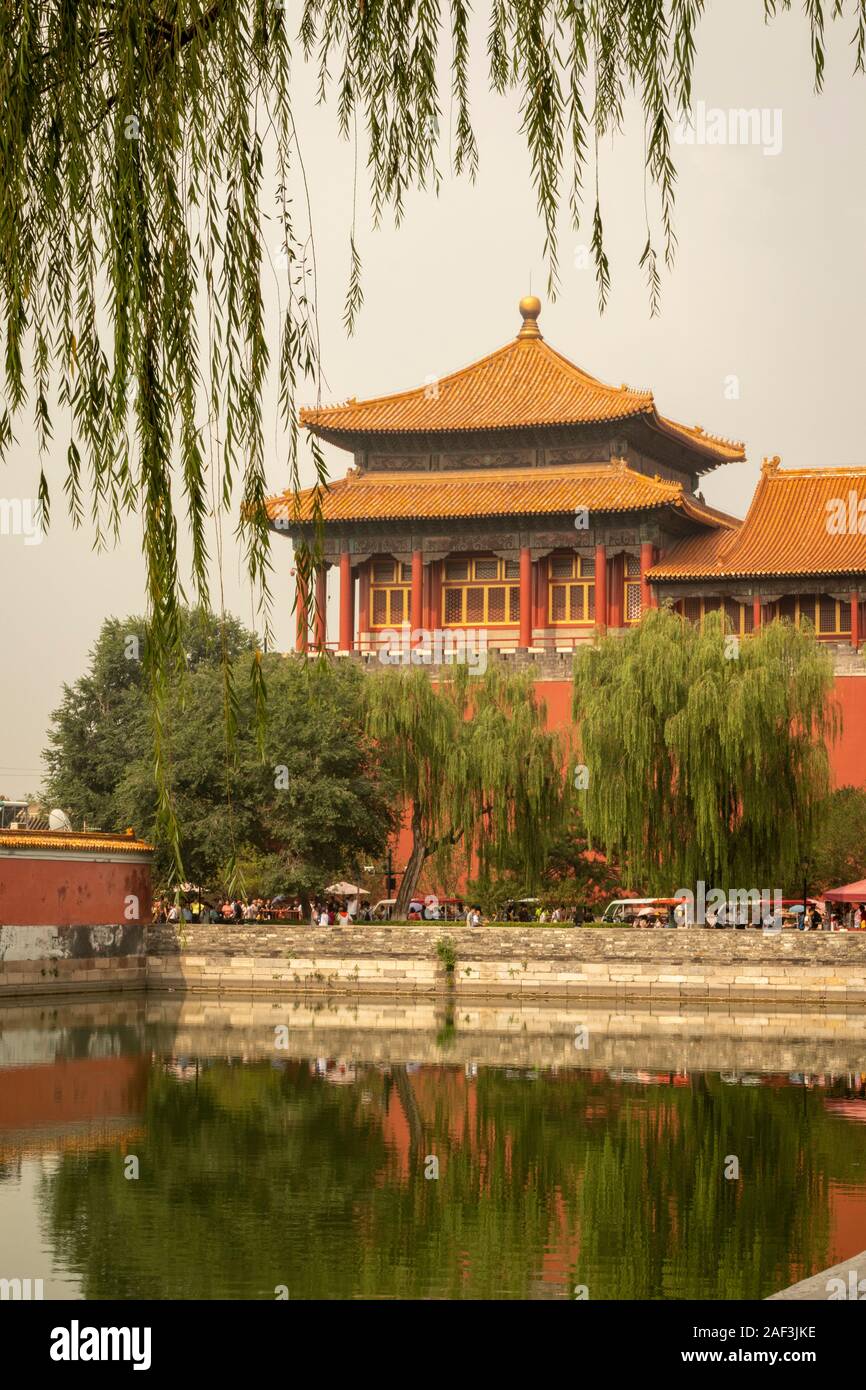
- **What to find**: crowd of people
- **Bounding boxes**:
[501,903,596,924]
[151,893,866,930]
[151,896,306,925]
[152,895,382,926]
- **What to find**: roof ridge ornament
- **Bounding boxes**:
[761,454,781,476]
[517,294,543,340]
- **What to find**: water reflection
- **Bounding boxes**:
[0,997,865,1300]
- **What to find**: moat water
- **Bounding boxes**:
[1,995,865,1300]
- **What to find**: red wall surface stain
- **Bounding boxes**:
[0,859,152,927]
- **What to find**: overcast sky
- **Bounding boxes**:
[1,0,865,800]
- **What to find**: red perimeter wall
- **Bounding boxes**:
[0,858,152,927]
[391,675,866,886]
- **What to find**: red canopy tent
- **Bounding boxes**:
[822,880,866,903]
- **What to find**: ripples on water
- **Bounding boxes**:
[0,997,865,1300]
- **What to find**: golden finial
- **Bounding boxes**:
[761,454,781,475]
[517,295,542,340]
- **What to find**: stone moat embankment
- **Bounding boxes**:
[4,923,866,1004]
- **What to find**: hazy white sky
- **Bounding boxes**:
[1,0,865,798]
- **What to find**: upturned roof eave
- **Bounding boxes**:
[650,565,866,582]
[267,495,735,532]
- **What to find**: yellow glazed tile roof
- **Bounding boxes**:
[0,828,154,854]
[266,463,741,527]
[648,461,866,580]
[299,301,744,464]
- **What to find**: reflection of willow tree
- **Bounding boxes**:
[44,1062,389,1300]
[42,1061,866,1300]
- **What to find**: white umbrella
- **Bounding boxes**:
[324,882,369,896]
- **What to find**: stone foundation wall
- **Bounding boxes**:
[145,924,866,1005]
[0,924,145,997]
[5,922,866,1002]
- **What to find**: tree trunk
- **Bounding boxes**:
[391,1065,424,1151]
[394,804,427,917]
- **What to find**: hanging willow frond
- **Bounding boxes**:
[365,663,566,905]
[2,2,861,876]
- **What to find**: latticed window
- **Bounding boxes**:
[678,596,755,636]
[724,599,755,635]
[465,587,484,623]
[683,597,702,624]
[778,594,852,636]
[624,553,642,625]
[548,552,595,625]
[442,555,520,627]
[777,595,797,624]
[487,587,506,623]
[444,588,463,625]
[369,557,411,628]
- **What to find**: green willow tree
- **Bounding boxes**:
[572,608,838,893]
[365,664,565,916]
[798,784,866,893]
[4,2,865,865]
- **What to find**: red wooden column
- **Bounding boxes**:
[594,543,607,635]
[752,595,762,632]
[294,564,309,654]
[428,560,442,629]
[411,548,424,635]
[338,549,354,652]
[851,591,860,650]
[640,542,656,613]
[608,553,624,628]
[534,558,549,643]
[358,562,370,649]
[313,567,327,651]
[519,546,533,647]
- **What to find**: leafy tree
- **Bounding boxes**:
[365,664,566,915]
[803,785,866,893]
[43,610,254,832]
[572,609,838,894]
[43,610,395,890]
[4,2,863,855]
[467,804,625,916]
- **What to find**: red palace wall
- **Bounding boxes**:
[391,675,866,888]
[829,678,866,787]
[0,858,152,928]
